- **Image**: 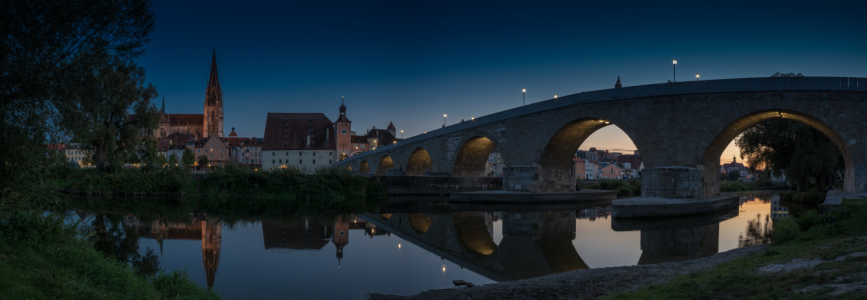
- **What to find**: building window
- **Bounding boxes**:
[329,160,332,164]
[313,160,316,164]
[313,152,316,156]
[272,159,275,164]
[285,152,288,156]
[299,159,302,164]
[272,152,275,156]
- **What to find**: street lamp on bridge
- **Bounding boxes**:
[443,114,447,127]
[672,59,677,82]
[696,73,700,81]
[522,88,526,105]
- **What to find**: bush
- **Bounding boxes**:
[65,167,196,195]
[200,165,386,199]
[772,218,801,245]
[780,190,826,204]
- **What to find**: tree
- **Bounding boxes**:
[182,148,196,169]
[167,153,179,167]
[771,72,804,77]
[156,153,168,169]
[0,0,155,189]
[57,57,160,171]
[197,156,209,171]
[727,170,741,181]
[736,120,842,191]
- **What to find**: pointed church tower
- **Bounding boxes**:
[615,76,623,88]
[204,49,224,138]
[387,121,396,137]
[201,219,222,289]
[333,221,349,268]
[161,96,165,113]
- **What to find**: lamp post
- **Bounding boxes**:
[672,59,677,82]
[443,114,447,127]
[696,73,700,81]
[554,94,558,99]
[400,130,404,138]
[522,88,526,105]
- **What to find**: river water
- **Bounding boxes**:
[66,191,804,299]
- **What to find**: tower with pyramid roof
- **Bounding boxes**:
[203,48,224,138]
[335,96,352,161]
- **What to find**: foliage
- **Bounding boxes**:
[61,167,197,195]
[0,0,156,192]
[780,190,827,204]
[197,155,209,170]
[736,120,842,191]
[0,212,221,299]
[591,179,640,198]
[726,170,741,181]
[182,148,196,168]
[200,165,386,199]
[56,55,161,172]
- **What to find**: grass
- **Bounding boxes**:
[780,189,828,204]
[605,198,867,299]
[0,211,222,300]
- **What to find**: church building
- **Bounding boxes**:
[155,49,225,139]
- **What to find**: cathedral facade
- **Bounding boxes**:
[156,49,224,138]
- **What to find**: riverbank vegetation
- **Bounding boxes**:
[587,179,641,198]
[720,179,788,192]
[607,198,867,299]
[53,167,198,196]
[200,165,386,199]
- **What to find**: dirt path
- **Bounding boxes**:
[368,245,767,300]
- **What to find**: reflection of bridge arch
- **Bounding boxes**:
[451,212,498,255]
[452,136,496,177]
[365,211,589,281]
[407,213,432,234]
[406,147,433,175]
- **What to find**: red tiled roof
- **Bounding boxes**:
[166,114,204,126]
[262,113,335,150]
[351,135,369,144]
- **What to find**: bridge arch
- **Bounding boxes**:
[452,136,497,177]
[451,212,498,256]
[406,148,433,176]
[359,161,370,174]
[537,118,641,192]
[345,165,352,172]
[701,109,854,196]
[376,155,395,175]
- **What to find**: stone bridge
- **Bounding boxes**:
[338,77,867,198]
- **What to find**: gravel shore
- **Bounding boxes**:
[368,245,767,300]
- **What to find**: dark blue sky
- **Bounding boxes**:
[139,0,867,141]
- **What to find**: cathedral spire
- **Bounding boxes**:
[208,48,219,87]
[161,96,165,113]
[615,76,622,88]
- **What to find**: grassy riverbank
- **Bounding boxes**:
[0,209,222,299]
[606,198,867,299]
[587,179,641,198]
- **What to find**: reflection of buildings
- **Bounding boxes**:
[638,224,718,265]
[123,215,223,288]
[577,207,611,221]
[771,195,790,220]
[333,221,348,267]
[261,219,333,250]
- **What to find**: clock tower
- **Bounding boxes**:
[335,97,352,161]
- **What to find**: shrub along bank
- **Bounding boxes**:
[200,166,386,199]
[606,198,867,299]
[54,168,197,196]
[587,179,641,198]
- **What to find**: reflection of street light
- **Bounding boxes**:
[522,88,526,105]
[672,59,677,82]
[696,73,700,81]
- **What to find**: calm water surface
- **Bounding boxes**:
[69,192,799,300]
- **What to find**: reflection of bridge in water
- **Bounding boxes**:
[365,206,735,282]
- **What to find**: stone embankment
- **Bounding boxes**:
[368,245,766,300]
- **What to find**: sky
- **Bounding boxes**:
[138,0,867,165]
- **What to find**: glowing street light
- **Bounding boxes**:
[400,129,404,138]
[554,94,558,99]
[443,114,447,127]
[672,59,677,82]
[696,73,700,81]
[522,88,526,106]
